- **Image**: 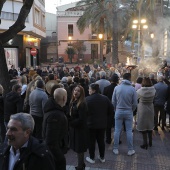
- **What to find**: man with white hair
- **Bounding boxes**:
[95,71,110,94]
[154,76,168,131]
[0,113,55,170]
[43,88,68,170]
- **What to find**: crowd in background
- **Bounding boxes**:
[0,60,170,170]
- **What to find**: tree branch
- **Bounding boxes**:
[0,0,34,44]
[0,0,6,13]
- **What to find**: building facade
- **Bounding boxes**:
[57,3,103,63]
[40,12,57,63]
[0,0,46,69]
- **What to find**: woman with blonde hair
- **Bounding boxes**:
[69,85,88,170]
[28,67,36,82]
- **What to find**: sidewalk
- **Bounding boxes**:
[0,126,169,170]
[66,127,170,170]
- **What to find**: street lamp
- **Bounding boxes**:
[150,33,154,39]
[68,36,72,46]
[132,18,148,62]
[150,33,154,57]
[98,33,103,65]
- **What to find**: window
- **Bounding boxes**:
[1,11,28,22]
[68,24,73,36]
[42,14,45,28]
[34,8,40,25]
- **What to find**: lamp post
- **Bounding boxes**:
[98,33,103,66]
[132,18,148,62]
[150,33,154,57]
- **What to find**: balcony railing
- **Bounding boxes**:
[57,11,84,17]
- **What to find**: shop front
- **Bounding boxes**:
[3,34,41,69]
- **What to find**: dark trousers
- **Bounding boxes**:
[77,153,84,169]
[141,130,152,145]
[32,115,43,139]
[49,146,66,170]
[55,157,66,170]
[88,128,105,159]
[106,127,111,143]
[154,105,166,128]
[0,114,6,143]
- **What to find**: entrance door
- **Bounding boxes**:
[91,44,98,61]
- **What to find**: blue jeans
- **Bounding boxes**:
[113,110,134,150]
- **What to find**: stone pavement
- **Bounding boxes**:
[0,126,170,170]
[66,126,170,170]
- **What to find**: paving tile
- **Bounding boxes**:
[66,128,170,170]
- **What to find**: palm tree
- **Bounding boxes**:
[65,47,76,64]
[76,0,134,65]
[71,40,86,63]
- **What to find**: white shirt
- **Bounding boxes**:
[21,84,27,95]
[8,141,28,170]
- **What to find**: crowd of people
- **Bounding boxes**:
[0,61,170,170]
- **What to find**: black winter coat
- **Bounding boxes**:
[103,83,117,128]
[166,85,170,112]
[86,93,113,129]
[80,83,89,97]
[4,91,23,122]
[103,83,117,101]
[84,65,90,73]
[69,101,88,153]
[0,95,4,115]
[0,95,5,142]
[0,137,56,170]
[43,97,68,162]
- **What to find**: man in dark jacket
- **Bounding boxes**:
[85,83,113,164]
[154,76,168,130]
[84,63,90,73]
[103,74,119,144]
[8,65,18,79]
[0,113,55,170]
[4,84,23,125]
[43,88,68,170]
